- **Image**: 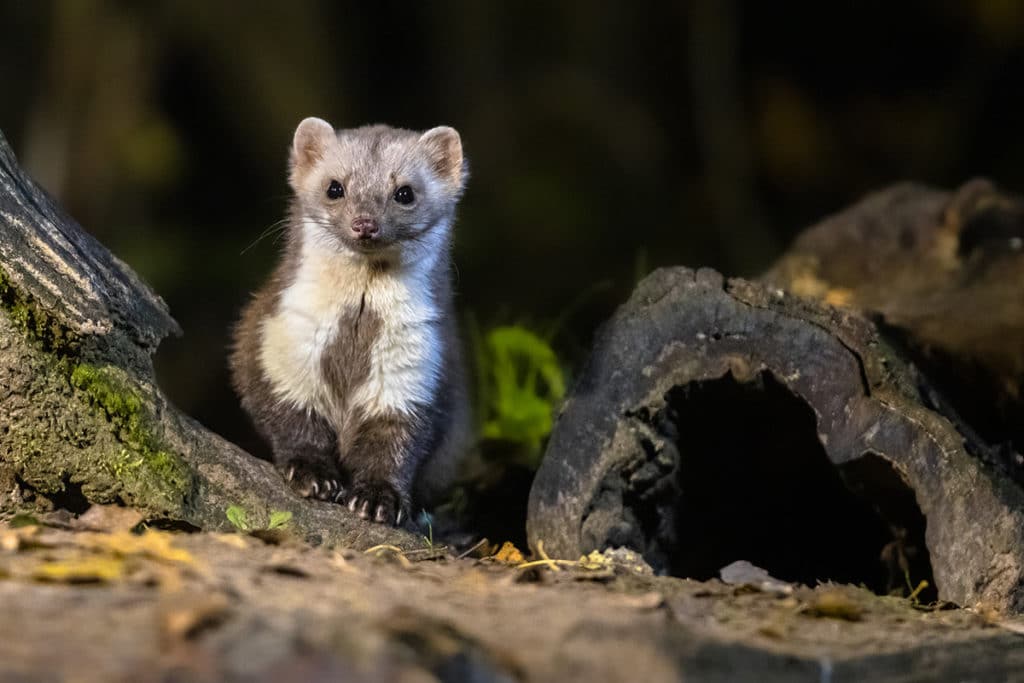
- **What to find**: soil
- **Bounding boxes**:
[2,512,1023,683]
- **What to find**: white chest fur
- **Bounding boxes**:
[259,223,444,420]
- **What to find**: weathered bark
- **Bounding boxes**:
[0,130,418,550]
[528,266,1024,613]
[763,180,1024,461]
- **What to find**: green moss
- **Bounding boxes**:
[0,267,191,513]
[0,267,80,356]
[70,363,192,508]
[71,365,143,425]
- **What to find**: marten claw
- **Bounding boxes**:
[279,461,342,501]
[346,482,402,526]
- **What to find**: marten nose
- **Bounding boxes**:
[351,217,379,239]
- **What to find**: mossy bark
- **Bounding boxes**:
[0,129,418,550]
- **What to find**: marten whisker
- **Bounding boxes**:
[231,118,470,526]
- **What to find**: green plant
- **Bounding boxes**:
[268,510,292,530]
[225,505,249,531]
[475,325,566,466]
[423,519,434,550]
[226,505,292,532]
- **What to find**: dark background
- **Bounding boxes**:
[2,1,1023,455]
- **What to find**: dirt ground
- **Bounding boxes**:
[3,507,1024,683]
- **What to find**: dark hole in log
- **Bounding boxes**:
[590,372,935,596]
[838,453,936,602]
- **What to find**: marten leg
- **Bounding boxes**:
[266,407,342,501]
[340,411,432,525]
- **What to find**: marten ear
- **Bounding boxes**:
[290,117,335,180]
[419,126,466,190]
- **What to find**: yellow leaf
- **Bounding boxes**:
[804,590,864,621]
[493,541,525,564]
[33,556,125,583]
[81,530,194,565]
[578,550,613,571]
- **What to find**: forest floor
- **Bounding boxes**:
[2,507,1024,683]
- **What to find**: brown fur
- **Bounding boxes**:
[229,120,471,523]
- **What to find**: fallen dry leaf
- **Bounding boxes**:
[803,590,864,621]
[32,556,126,583]
[595,547,654,575]
[363,545,412,568]
[719,560,794,596]
[80,530,195,565]
[578,550,613,572]
[493,542,525,564]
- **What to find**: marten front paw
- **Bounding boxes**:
[344,481,406,525]
[281,460,345,502]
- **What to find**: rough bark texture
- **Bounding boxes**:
[528,266,1024,614]
[763,180,1024,461]
[0,130,418,550]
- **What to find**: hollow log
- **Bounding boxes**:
[0,130,418,549]
[527,266,1024,613]
[763,180,1024,461]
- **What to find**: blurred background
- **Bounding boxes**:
[1,1,1023,463]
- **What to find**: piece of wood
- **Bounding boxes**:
[763,180,1024,461]
[0,129,419,550]
[528,266,1024,613]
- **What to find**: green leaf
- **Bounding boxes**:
[268,510,292,529]
[225,505,249,531]
[476,325,566,465]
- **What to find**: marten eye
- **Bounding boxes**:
[326,180,345,200]
[393,185,415,205]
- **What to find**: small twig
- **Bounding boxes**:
[515,558,577,571]
[456,538,488,560]
[403,546,448,557]
[363,544,411,569]
[516,540,574,572]
[363,544,404,555]
[907,580,929,603]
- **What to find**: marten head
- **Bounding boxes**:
[288,118,467,262]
